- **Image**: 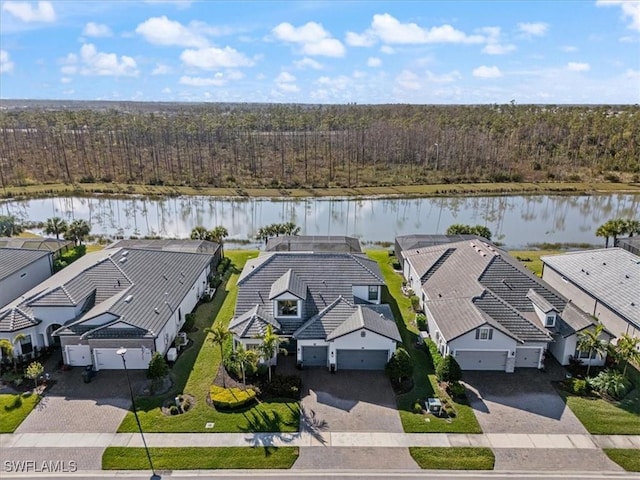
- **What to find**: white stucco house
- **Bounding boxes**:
[399,236,612,372]
[0,248,54,310]
[0,245,217,370]
[541,248,640,341]
[229,252,401,371]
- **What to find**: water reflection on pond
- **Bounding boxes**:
[2,193,638,249]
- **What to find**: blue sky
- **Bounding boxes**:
[1,0,639,104]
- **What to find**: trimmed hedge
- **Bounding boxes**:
[425,338,443,370]
[210,386,256,410]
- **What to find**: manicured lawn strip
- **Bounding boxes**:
[603,449,640,472]
[5,181,639,201]
[409,447,495,470]
[508,250,562,277]
[118,251,299,433]
[366,251,481,434]
[0,393,40,433]
[558,388,640,435]
[102,447,299,470]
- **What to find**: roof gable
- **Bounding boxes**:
[269,269,307,300]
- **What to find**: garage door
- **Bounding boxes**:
[93,348,152,371]
[65,345,92,366]
[515,348,540,368]
[337,349,389,370]
[455,350,508,371]
[302,346,328,367]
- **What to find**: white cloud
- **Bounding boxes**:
[317,74,352,91]
[345,31,375,47]
[380,45,395,54]
[567,62,590,72]
[597,0,640,32]
[353,13,484,45]
[0,50,15,74]
[162,87,172,94]
[144,0,193,7]
[180,74,226,87]
[60,44,138,77]
[60,76,72,83]
[518,22,549,37]
[482,42,516,55]
[395,70,421,90]
[626,68,640,78]
[560,45,578,52]
[180,46,254,69]
[294,57,323,70]
[136,16,208,48]
[276,71,296,83]
[152,63,172,75]
[367,57,382,67]
[2,1,55,22]
[275,71,299,92]
[272,21,346,57]
[82,22,112,38]
[472,65,503,78]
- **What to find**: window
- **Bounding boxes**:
[475,328,493,341]
[19,334,33,355]
[368,285,378,301]
[277,300,298,316]
[545,315,555,327]
[575,349,598,360]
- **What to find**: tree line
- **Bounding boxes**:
[1,103,638,189]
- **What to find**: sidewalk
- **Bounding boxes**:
[3,431,640,449]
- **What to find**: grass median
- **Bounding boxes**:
[102,446,299,470]
[603,449,640,472]
[409,447,494,470]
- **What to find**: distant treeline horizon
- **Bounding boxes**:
[0,102,638,189]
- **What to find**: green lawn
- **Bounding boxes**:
[603,449,640,472]
[366,250,481,434]
[118,250,299,434]
[0,393,40,433]
[558,388,640,435]
[508,250,562,277]
[102,447,299,470]
[409,447,495,470]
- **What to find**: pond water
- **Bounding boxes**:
[2,193,638,249]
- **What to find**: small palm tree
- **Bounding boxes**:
[282,222,301,236]
[595,224,613,248]
[0,334,26,372]
[190,226,210,241]
[209,225,229,257]
[233,343,258,385]
[577,323,608,377]
[623,219,640,238]
[257,324,288,382]
[205,324,231,387]
[65,219,91,246]
[615,334,640,377]
[44,217,68,240]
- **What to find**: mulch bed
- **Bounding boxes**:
[161,393,196,416]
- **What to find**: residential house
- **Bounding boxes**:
[0,246,216,369]
[109,238,222,264]
[541,248,640,340]
[0,236,73,258]
[229,252,401,371]
[0,247,54,309]
[400,237,611,372]
[266,235,362,253]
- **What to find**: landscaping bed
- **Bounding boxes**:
[102,446,299,470]
[409,447,495,470]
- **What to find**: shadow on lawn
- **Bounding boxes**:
[239,405,300,456]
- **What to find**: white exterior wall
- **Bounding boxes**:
[563,330,609,368]
[549,334,572,365]
[0,254,52,309]
[331,329,396,370]
[449,328,517,373]
[352,285,381,304]
[402,259,424,307]
[296,339,330,365]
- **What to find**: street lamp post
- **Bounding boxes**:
[117,347,157,478]
[434,143,439,170]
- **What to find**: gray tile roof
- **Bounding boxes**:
[541,248,640,328]
[526,289,557,313]
[234,252,385,339]
[294,296,358,339]
[228,305,281,338]
[266,235,362,253]
[557,302,608,338]
[0,306,39,332]
[0,248,52,281]
[269,269,307,300]
[327,304,401,342]
[0,248,212,338]
[108,239,220,255]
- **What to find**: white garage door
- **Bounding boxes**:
[515,348,540,368]
[65,345,92,366]
[93,348,152,371]
[455,350,508,371]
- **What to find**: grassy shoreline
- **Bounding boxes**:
[2,181,639,200]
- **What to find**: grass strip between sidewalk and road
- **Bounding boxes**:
[409,447,495,470]
[603,449,640,472]
[367,250,482,434]
[0,393,40,433]
[102,446,299,470]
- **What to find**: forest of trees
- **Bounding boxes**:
[0,102,638,189]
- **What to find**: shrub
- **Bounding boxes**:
[386,347,414,383]
[169,405,179,415]
[25,361,44,388]
[264,374,301,399]
[182,313,196,332]
[210,386,256,409]
[447,381,467,400]
[413,401,423,414]
[436,355,463,383]
[416,313,427,331]
[589,370,631,400]
[147,352,169,380]
[410,295,421,312]
[568,378,588,396]
[425,339,443,370]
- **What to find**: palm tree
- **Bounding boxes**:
[65,219,91,246]
[614,334,640,377]
[205,324,231,387]
[257,324,288,382]
[282,222,301,236]
[0,333,26,372]
[577,323,608,377]
[190,226,210,241]
[255,227,270,245]
[44,216,68,240]
[209,225,229,257]
[595,223,613,248]
[0,215,23,237]
[623,219,640,238]
[233,343,258,385]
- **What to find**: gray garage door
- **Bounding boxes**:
[515,348,540,368]
[302,346,328,366]
[455,350,508,371]
[337,349,389,370]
